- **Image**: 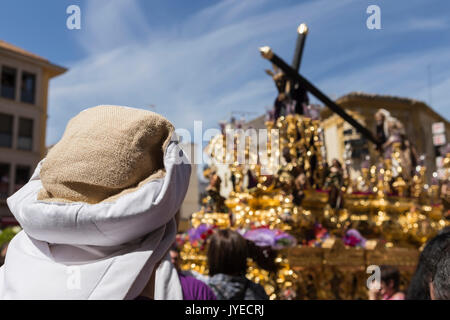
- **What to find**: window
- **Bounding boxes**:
[14,165,30,192]
[1,66,17,99]
[0,113,13,148]
[20,71,36,104]
[18,117,33,151]
[343,129,353,136]
[0,163,10,199]
[345,138,369,159]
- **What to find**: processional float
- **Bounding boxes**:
[178,23,449,300]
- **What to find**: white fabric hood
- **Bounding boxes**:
[0,139,191,299]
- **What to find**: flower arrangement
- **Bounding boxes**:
[305,223,330,247]
[243,226,297,250]
[176,224,217,251]
[343,228,367,248]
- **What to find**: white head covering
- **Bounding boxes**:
[375,108,392,138]
[0,106,191,299]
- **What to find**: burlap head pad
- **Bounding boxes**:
[38,105,174,204]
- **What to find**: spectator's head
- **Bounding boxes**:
[438,226,450,235]
[380,265,401,296]
[1,106,191,299]
[0,241,9,266]
[331,159,342,169]
[207,229,248,277]
[406,231,450,300]
[430,252,450,300]
[169,243,180,270]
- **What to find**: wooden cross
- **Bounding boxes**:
[266,23,309,116]
[260,33,380,147]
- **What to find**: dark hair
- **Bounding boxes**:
[438,226,450,235]
[406,231,450,300]
[432,252,450,300]
[380,265,401,291]
[247,241,278,273]
[207,229,248,277]
[170,242,179,253]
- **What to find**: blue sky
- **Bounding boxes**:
[1,0,449,146]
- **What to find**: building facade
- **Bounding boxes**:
[0,40,66,221]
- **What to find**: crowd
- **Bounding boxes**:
[367,228,450,300]
[173,227,450,300]
[0,225,448,300]
[0,105,448,300]
[169,229,269,300]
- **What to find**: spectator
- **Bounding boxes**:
[0,242,8,267]
[430,252,450,300]
[369,265,405,300]
[406,230,450,300]
[205,229,269,300]
[0,106,191,299]
[380,266,405,300]
[169,244,216,300]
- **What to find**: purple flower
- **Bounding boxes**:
[343,229,367,247]
[188,224,211,243]
[244,228,276,247]
[273,233,296,249]
[244,228,296,249]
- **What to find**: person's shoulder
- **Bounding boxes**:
[246,279,269,300]
[185,270,210,283]
[187,275,213,290]
[182,275,217,300]
[182,274,205,284]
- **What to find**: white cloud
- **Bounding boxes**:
[77,0,152,54]
[317,45,450,119]
[395,17,448,32]
[47,0,449,150]
[48,0,359,145]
